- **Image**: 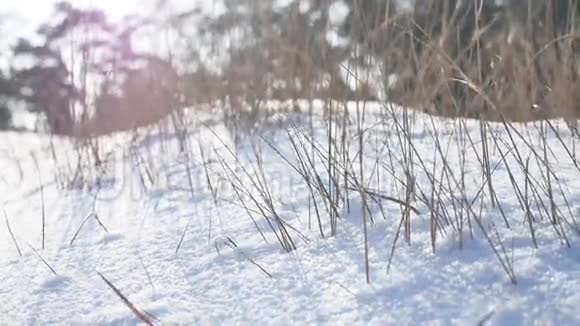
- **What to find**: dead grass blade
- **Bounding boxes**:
[4,210,22,257]
[26,241,57,275]
[69,212,109,246]
[97,271,158,325]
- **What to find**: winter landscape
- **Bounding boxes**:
[1,1,580,325]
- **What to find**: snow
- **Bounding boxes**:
[328,1,350,27]
[1,102,580,324]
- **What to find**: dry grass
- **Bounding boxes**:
[62,2,580,139]
[371,1,580,124]
[23,0,580,287]
[97,271,158,325]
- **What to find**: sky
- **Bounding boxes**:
[2,0,142,29]
[0,0,225,70]
[0,0,144,68]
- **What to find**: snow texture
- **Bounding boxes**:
[1,102,580,325]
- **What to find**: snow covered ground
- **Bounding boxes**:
[1,102,580,325]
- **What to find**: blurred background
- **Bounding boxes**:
[1,0,579,135]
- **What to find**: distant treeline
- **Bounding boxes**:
[1,0,579,134]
